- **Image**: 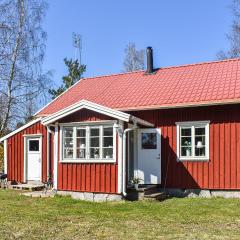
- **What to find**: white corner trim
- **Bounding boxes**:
[23,137,27,182]
[3,140,7,174]
[117,120,124,194]
[0,118,42,142]
[46,127,50,179]
[176,120,210,162]
[41,100,131,125]
[53,123,59,190]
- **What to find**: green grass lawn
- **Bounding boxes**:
[0,190,240,239]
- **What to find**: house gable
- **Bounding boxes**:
[41,100,153,127]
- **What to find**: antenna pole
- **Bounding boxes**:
[72,32,82,65]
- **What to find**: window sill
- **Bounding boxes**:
[60,159,116,163]
[177,158,209,162]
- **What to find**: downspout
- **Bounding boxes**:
[47,126,54,181]
[122,124,138,197]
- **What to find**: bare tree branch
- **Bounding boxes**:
[123,42,145,72]
[217,0,240,59]
[0,0,51,135]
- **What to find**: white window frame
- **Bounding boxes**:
[59,121,117,163]
[176,121,210,161]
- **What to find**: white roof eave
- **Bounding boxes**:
[0,118,42,142]
[41,100,154,127]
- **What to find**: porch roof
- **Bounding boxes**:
[41,100,154,127]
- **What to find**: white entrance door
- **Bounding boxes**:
[137,128,161,184]
[27,138,41,181]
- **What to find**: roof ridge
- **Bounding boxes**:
[81,69,145,81]
[80,58,240,81]
[161,58,240,70]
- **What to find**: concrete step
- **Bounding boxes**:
[22,190,55,198]
[144,192,167,201]
[12,183,45,191]
[127,184,167,201]
[144,185,161,195]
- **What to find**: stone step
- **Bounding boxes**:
[144,192,167,201]
[144,186,161,195]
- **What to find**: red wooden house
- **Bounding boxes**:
[1,47,240,199]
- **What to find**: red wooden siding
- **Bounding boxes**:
[7,121,49,183]
[129,104,240,190]
[7,104,240,192]
[57,109,119,193]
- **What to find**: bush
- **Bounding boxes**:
[0,144,4,172]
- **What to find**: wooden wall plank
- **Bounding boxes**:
[7,104,240,193]
[130,104,240,190]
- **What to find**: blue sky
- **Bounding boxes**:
[42,0,233,88]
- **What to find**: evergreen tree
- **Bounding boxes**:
[49,58,86,99]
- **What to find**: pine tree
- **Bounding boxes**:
[49,58,86,99]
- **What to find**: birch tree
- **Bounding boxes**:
[0,0,50,135]
[217,0,240,59]
[123,42,145,72]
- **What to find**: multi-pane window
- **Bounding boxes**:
[90,127,100,159]
[177,121,209,161]
[63,127,74,159]
[76,128,86,159]
[103,127,113,159]
[61,124,115,161]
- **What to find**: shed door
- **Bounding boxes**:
[27,138,41,181]
[137,128,161,184]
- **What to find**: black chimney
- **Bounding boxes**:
[146,46,153,74]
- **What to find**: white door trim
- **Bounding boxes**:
[23,135,42,182]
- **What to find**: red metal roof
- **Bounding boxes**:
[37,58,240,116]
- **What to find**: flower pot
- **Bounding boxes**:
[134,183,139,190]
[94,154,99,159]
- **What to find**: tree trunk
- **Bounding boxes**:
[0,0,25,134]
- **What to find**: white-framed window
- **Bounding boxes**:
[176,121,210,161]
[60,122,116,163]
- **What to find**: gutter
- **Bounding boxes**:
[122,124,138,197]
